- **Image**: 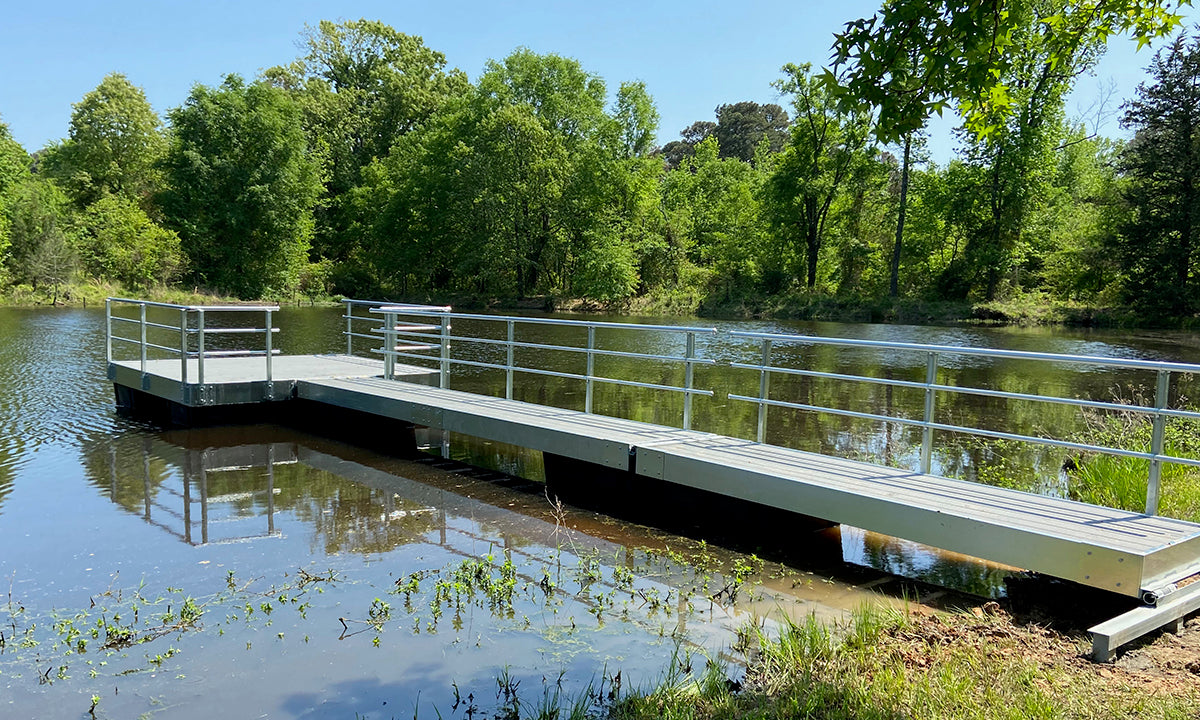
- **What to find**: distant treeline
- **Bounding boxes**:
[1,14,1199,320]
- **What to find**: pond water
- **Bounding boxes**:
[3,306,1199,719]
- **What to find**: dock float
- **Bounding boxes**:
[104,297,1200,660]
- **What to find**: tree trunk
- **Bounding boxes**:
[890,133,911,298]
[805,195,820,289]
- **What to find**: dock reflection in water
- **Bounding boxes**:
[100,424,1015,602]
[63,426,1011,719]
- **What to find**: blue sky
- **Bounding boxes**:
[1,1,1195,163]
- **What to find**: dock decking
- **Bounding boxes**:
[109,354,437,406]
[300,377,1200,599]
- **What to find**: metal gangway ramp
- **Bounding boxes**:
[104,297,1200,660]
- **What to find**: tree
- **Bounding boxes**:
[41,73,165,209]
[0,119,26,197]
[659,104,790,169]
[614,81,660,158]
[950,1,1099,301]
[830,0,1191,143]
[78,193,182,290]
[264,20,469,271]
[1040,130,1125,300]
[660,121,716,169]
[0,119,30,278]
[6,177,77,300]
[764,63,873,289]
[367,49,647,300]
[660,137,770,296]
[714,101,790,162]
[1116,30,1200,315]
[889,130,927,296]
[160,75,323,298]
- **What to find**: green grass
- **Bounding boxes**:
[1068,451,1200,521]
[1066,397,1200,521]
[0,279,242,308]
[606,605,1195,720]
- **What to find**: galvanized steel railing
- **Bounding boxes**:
[726,331,1200,516]
[112,296,1200,516]
[106,298,280,386]
[341,299,452,359]
[362,305,717,430]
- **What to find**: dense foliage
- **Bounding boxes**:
[0,9,1198,322]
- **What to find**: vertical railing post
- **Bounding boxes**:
[1147,369,1171,516]
[267,444,276,536]
[683,332,696,430]
[346,300,354,356]
[383,310,396,381]
[105,298,113,364]
[197,309,206,388]
[182,461,192,545]
[139,303,147,376]
[439,311,450,389]
[585,325,596,414]
[179,307,188,386]
[199,458,209,545]
[920,352,938,475]
[505,319,515,400]
[264,309,274,387]
[756,338,772,443]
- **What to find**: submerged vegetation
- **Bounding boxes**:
[0,568,339,688]
[10,543,1199,720]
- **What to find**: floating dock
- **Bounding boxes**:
[104,297,1200,660]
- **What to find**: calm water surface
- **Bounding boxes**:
[3,307,1199,719]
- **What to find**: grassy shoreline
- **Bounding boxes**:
[605,604,1199,720]
[1,281,1185,330]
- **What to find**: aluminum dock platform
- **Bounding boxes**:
[103,297,1200,660]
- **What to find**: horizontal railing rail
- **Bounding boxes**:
[342,300,452,357]
[367,305,717,430]
[111,297,1200,516]
[106,298,280,390]
[725,330,1200,516]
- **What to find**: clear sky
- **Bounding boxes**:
[1,1,1195,163]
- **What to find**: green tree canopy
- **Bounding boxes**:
[614,81,660,158]
[366,48,649,300]
[41,73,166,209]
[160,75,323,298]
[947,0,1099,301]
[1115,30,1200,315]
[765,63,874,289]
[830,0,1191,143]
[5,177,77,298]
[714,101,790,162]
[78,193,182,291]
[264,20,469,269]
[659,104,790,168]
[0,119,30,275]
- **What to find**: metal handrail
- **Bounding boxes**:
[106,298,279,392]
[341,300,452,356]
[108,296,278,312]
[108,296,1200,516]
[362,305,717,430]
[726,331,1200,515]
[372,329,718,366]
[380,306,715,334]
[728,330,1200,374]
